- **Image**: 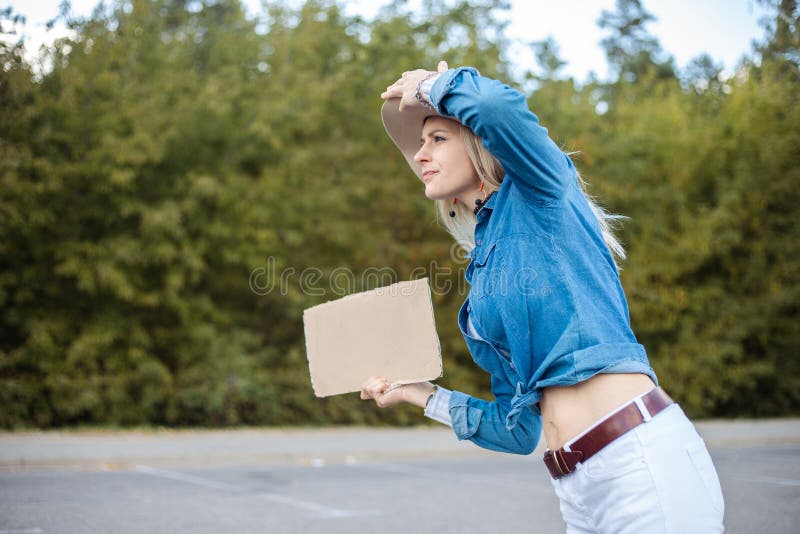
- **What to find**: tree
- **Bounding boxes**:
[756,0,799,64]
[1,0,797,427]
[597,0,674,83]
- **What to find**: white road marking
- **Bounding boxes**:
[257,492,365,518]
[133,465,372,518]
[134,465,241,492]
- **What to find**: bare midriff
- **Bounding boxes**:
[539,372,657,450]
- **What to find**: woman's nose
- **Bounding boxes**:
[413,144,429,164]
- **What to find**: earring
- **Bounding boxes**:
[474,182,487,208]
[449,197,457,217]
[473,183,490,215]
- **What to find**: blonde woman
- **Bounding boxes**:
[361,61,724,532]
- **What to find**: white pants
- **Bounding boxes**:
[549,403,725,533]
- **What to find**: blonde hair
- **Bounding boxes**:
[435,125,627,265]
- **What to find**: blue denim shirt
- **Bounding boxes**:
[428,67,658,455]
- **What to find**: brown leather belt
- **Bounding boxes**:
[543,387,674,480]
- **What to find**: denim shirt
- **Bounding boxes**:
[428,67,658,455]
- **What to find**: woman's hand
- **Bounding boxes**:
[360,376,436,409]
[380,60,449,111]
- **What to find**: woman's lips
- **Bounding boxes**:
[422,170,438,181]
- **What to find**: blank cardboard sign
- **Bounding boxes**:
[303,278,442,397]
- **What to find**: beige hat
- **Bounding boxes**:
[380,97,442,180]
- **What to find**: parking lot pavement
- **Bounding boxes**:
[1,445,799,533]
[0,420,798,533]
[2,418,799,472]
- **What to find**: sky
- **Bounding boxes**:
[3,0,771,81]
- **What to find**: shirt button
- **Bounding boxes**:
[476,239,483,245]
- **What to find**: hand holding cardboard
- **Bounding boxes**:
[303,278,442,397]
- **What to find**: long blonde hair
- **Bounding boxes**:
[435,125,627,265]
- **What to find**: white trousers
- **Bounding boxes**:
[549,403,725,533]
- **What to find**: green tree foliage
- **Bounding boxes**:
[597,0,674,83]
[0,0,797,427]
[582,0,800,417]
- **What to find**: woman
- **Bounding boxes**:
[362,61,724,532]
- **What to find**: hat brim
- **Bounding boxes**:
[381,98,440,180]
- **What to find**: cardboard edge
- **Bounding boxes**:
[302,307,324,397]
[423,277,444,380]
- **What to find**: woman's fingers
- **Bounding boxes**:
[360,376,407,408]
[380,86,403,100]
[360,377,376,399]
[381,64,447,101]
[360,376,389,400]
[380,69,426,105]
[380,77,405,100]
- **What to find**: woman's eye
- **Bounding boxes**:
[434,135,446,143]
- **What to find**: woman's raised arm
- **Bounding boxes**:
[429,67,575,203]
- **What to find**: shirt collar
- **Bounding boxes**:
[476,190,498,218]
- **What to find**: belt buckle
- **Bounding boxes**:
[555,449,574,475]
[544,449,576,479]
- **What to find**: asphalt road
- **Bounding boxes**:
[1,420,799,533]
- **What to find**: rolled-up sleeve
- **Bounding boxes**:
[424,386,453,427]
[448,374,541,455]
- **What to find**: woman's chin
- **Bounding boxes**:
[423,185,448,201]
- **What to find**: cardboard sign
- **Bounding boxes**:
[303,278,442,397]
